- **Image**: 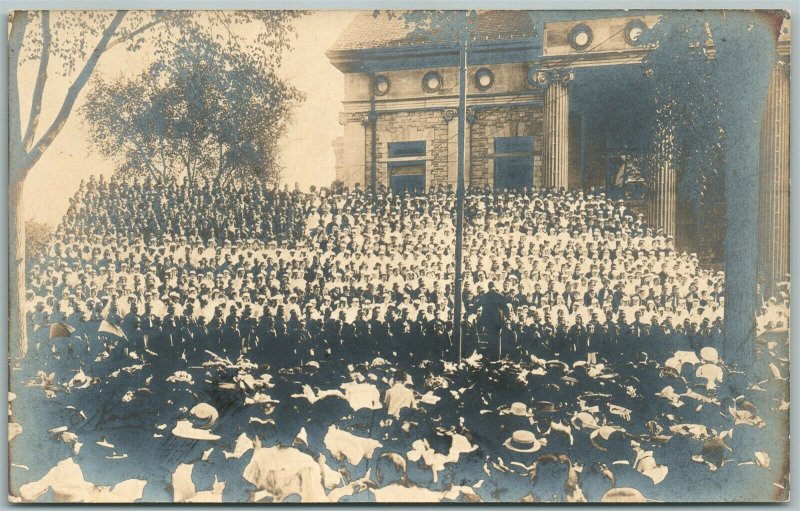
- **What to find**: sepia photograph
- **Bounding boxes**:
[6,7,792,503]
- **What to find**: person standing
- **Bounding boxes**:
[475,282,511,360]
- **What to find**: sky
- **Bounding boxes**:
[18,10,358,225]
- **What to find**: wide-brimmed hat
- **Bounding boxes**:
[655,386,685,407]
[503,430,545,453]
[172,420,220,441]
[499,402,534,418]
[579,391,612,406]
[546,360,570,372]
[699,347,719,364]
[601,487,654,503]
[533,401,561,413]
[67,369,93,389]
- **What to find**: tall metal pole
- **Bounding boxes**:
[369,72,378,195]
[453,29,467,361]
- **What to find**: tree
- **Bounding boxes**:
[9,10,306,358]
[82,32,301,188]
[641,11,783,371]
[641,16,725,207]
[329,179,346,193]
[25,219,53,261]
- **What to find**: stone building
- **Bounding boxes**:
[326,11,789,285]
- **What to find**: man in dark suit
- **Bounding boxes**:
[530,282,544,308]
[475,282,511,359]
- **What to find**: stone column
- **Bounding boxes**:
[338,112,369,190]
[647,128,677,237]
[758,56,790,294]
[540,69,573,189]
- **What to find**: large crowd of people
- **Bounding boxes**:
[25,174,789,364]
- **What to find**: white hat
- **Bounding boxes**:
[500,402,534,418]
[600,487,650,503]
[699,347,719,364]
[503,430,545,453]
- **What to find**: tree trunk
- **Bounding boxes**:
[9,174,27,360]
[6,10,127,360]
[711,13,779,373]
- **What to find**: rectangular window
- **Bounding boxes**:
[494,136,534,191]
[494,136,534,154]
[388,140,426,194]
[388,141,426,158]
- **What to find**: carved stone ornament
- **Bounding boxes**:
[527,67,574,88]
[338,112,371,126]
[443,107,476,123]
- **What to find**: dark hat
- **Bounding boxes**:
[533,401,561,413]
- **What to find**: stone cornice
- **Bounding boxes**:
[539,48,652,68]
[342,92,542,114]
[326,39,540,73]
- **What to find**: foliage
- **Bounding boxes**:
[25,219,52,261]
[381,10,478,48]
[14,11,306,76]
[641,10,783,369]
[81,31,301,186]
[640,14,725,205]
[8,10,306,356]
[10,11,307,179]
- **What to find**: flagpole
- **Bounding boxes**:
[368,71,378,195]
[454,28,467,362]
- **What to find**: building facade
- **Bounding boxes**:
[327,11,789,285]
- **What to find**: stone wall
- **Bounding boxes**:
[468,105,543,189]
[369,110,450,190]
[357,105,546,190]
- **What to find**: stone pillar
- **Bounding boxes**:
[758,56,790,294]
[338,112,369,190]
[647,129,677,237]
[540,69,573,189]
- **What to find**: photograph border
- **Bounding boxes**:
[3,0,798,508]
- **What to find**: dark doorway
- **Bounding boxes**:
[388,141,426,194]
[389,162,426,194]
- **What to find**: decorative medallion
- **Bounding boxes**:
[568,23,593,51]
[422,71,442,93]
[474,68,494,90]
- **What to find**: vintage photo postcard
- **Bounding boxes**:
[7,9,790,503]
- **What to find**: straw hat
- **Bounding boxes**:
[190,403,219,429]
[503,430,545,453]
[699,347,719,364]
[500,402,534,418]
[654,386,685,407]
[600,487,651,503]
[67,369,93,389]
[172,420,221,441]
